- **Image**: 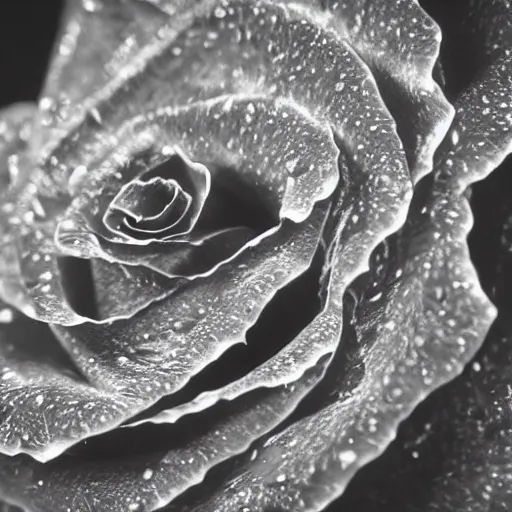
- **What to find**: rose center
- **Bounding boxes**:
[102,148,211,243]
[112,177,192,234]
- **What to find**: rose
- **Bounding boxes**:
[0,1,508,512]
[0,1,506,503]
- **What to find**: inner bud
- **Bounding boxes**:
[109,178,192,238]
[102,147,211,244]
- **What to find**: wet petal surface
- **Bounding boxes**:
[0,1,501,511]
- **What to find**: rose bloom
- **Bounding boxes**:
[0,1,510,511]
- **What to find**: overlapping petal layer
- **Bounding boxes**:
[320,1,512,510]
[0,1,498,512]
[175,71,501,512]
[332,155,512,512]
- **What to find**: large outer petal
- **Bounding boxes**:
[279,0,454,182]
[332,161,512,512]
[316,2,512,510]
[165,12,509,509]
[0,208,328,462]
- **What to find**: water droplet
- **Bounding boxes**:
[0,309,14,323]
[338,450,357,468]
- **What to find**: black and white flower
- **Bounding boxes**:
[0,1,510,511]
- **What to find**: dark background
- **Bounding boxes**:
[0,1,63,108]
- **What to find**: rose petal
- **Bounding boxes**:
[0,303,138,462]
[85,259,183,320]
[0,357,331,512]
[330,149,512,512]
[278,0,454,182]
[33,0,230,171]
[65,227,256,282]
[320,1,512,507]
[12,226,178,325]
[0,206,328,461]
[55,95,340,254]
